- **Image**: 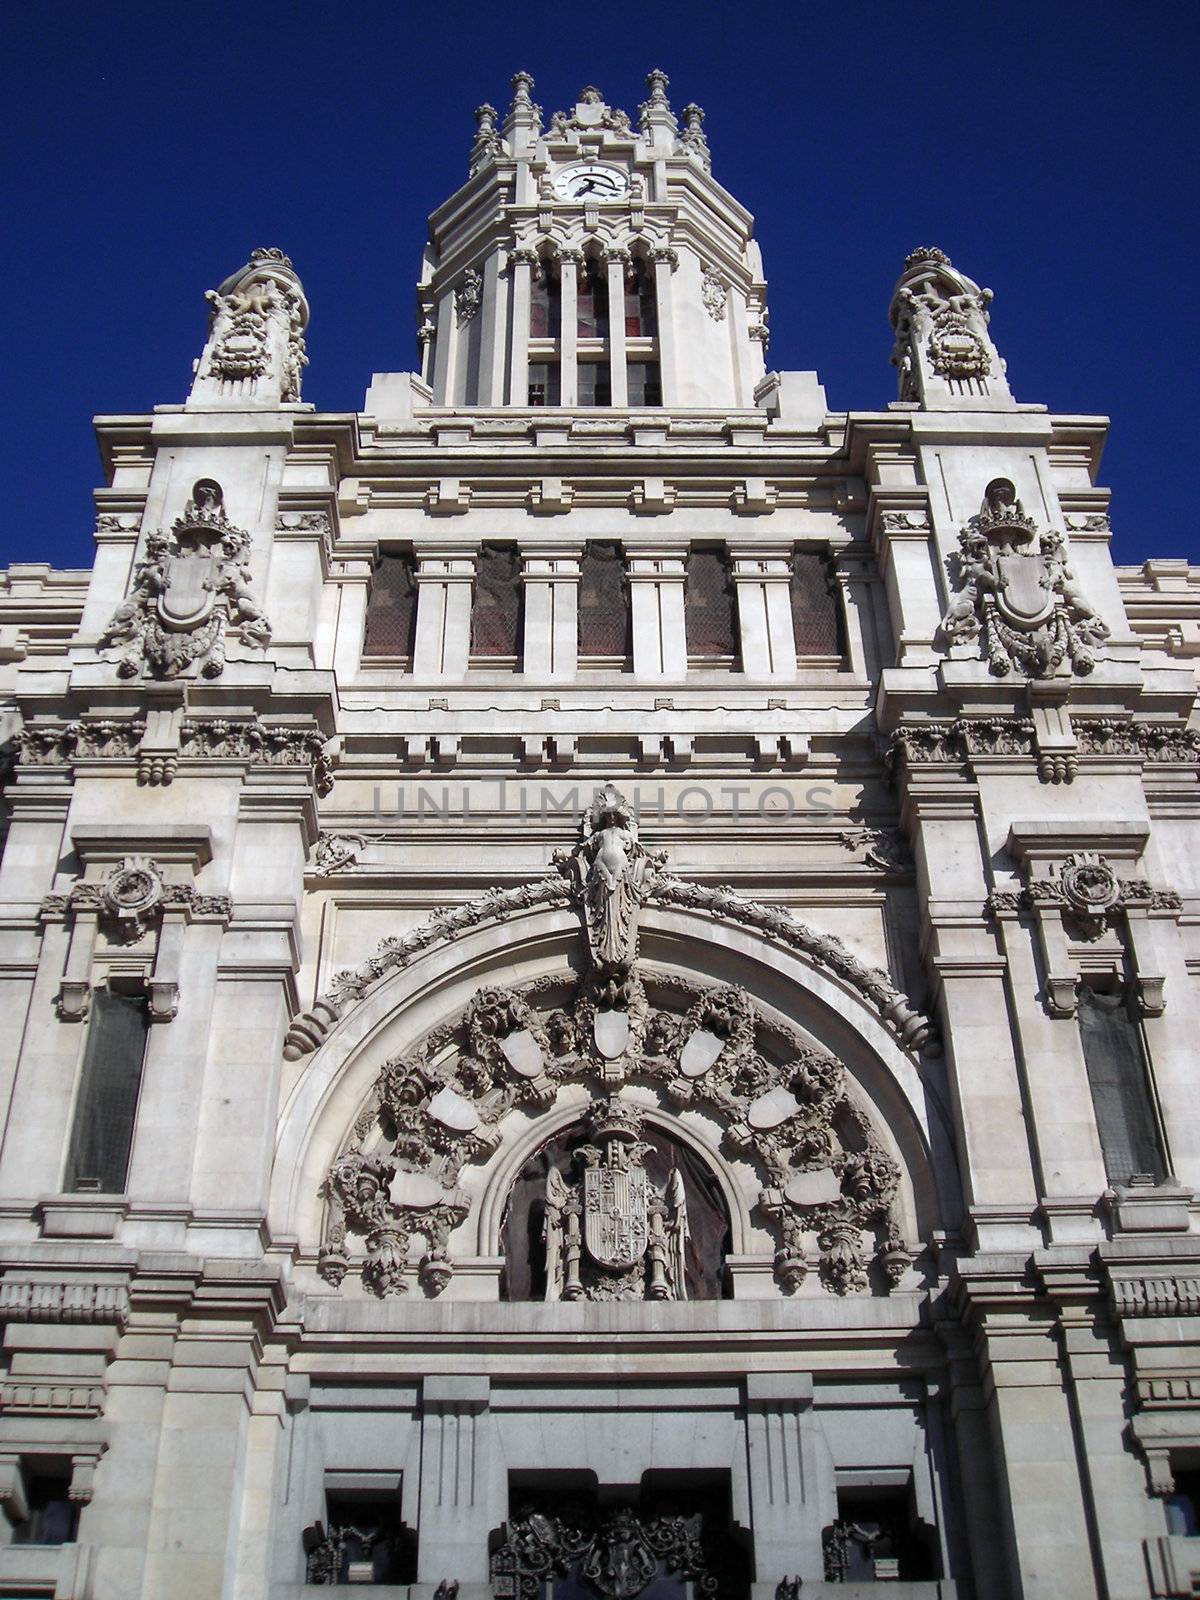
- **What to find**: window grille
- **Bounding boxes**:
[626,361,662,408]
[529,261,561,339]
[577,362,612,407]
[577,542,630,660]
[685,547,738,660]
[64,989,149,1195]
[624,257,657,337]
[362,551,418,658]
[470,544,524,658]
[576,259,609,339]
[1077,986,1167,1184]
[527,362,561,406]
[790,549,843,657]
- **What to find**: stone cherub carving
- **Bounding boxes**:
[100,479,272,679]
[940,479,1109,676]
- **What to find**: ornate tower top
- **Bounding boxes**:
[888,246,1014,411]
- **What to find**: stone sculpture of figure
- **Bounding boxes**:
[664,1167,689,1298]
[1039,529,1104,631]
[543,1166,571,1300]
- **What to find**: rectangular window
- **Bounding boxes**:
[685,547,738,661]
[576,260,609,339]
[577,542,630,660]
[64,989,149,1194]
[528,362,561,406]
[626,361,662,407]
[790,549,843,658]
[1077,986,1167,1184]
[578,362,612,407]
[11,1470,78,1546]
[362,550,418,659]
[470,544,524,659]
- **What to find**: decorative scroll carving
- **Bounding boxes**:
[200,246,308,401]
[701,266,728,321]
[313,832,367,873]
[455,267,483,325]
[986,855,1183,939]
[40,863,231,938]
[492,1501,731,1599]
[100,480,272,679]
[17,720,145,765]
[839,827,913,872]
[940,479,1108,676]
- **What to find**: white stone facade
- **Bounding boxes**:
[0,70,1198,1600]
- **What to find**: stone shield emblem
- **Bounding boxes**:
[582,1165,649,1271]
[157,549,218,630]
[995,552,1054,629]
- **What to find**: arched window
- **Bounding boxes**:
[790,548,844,660]
[470,543,524,661]
[362,550,418,659]
[624,256,657,337]
[529,259,561,339]
[685,546,739,661]
[577,541,630,661]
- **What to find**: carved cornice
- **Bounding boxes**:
[0,1277,129,1329]
[888,718,1200,779]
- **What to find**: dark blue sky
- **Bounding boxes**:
[3,0,1196,570]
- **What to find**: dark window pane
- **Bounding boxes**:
[65,990,149,1194]
[627,361,661,407]
[625,258,657,337]
[530,262,561,339]
[471,544,524,658]
[1077,987,1167,1184]
[363,551,418,658]
[577,542,630,658]
[578,363,611,407]
[12,1473,78,1546]
[577,260,609,339]
[1165,1469,1200,1536]
[686,548,738,658]
[791,550,842,656]
[528,362,561,407]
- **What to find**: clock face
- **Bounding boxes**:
[553,163,629,202]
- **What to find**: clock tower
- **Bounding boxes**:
[408,71,770,409]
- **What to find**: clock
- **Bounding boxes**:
[552,163,629,202]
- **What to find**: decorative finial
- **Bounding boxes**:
[510,71,535,109]
[903,246,951,272]
[579,85,604,105]
[638,68,676,133]
[680,103,710,169]
[469,103,501,172]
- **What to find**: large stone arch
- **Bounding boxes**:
[271,897,960,1301]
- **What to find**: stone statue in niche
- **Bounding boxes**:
[100,480,272,679]
[542,1098,689,1302]
[939,478,1109,677]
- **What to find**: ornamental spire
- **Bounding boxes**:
[504,69,541,152]
[468,102,501,173]
[638,67,677,148]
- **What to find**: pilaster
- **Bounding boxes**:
[412,548,478,680]
[521,549,580,680]
[625,547,688,679]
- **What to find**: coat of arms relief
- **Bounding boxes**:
[100,479,272,679]
[940,478,1109,676]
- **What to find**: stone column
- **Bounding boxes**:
[743,1374,827,1589]
[651,247,678,407]
[507,249,537,405]
[477,247,509,405]
[556,254,577,408]
[729,549,796,678]
[412,547,477,680]
[606,248,630,408]
[430,287,456,406]
[626,547,688,678]
[522,548,581,679]
[417,1376,495,1585]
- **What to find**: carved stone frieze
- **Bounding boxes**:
[41,862,231,938]
[17,719,145,765]
[940,480,1109,676]
[100,480,272,679]
[0,1278,129,1328]
[986,854,1183,941]
[839,826,913,872]
[492,1501,730,1599]
[179,718,333,794]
